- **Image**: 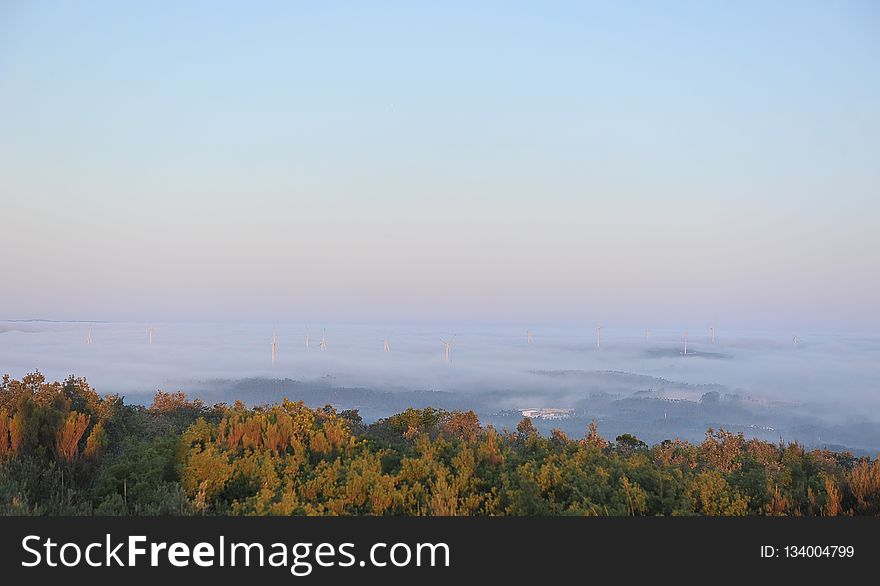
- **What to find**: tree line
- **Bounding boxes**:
[1,372,878,515]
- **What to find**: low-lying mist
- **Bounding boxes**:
[2,321,878,451]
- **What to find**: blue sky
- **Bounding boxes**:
[1,1,878,328]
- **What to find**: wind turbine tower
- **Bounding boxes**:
[85,329,92,345]
[710,325,716,344]
[596,324,602,350]
[682,331,689,356]
[384,337,391,352]
[441,337,454,362]
[271,328,278,366]
[148,325,154,345]
[319,330,327,352]
[305,330,310,349]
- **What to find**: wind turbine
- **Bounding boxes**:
[792,335,800,348]
[440,336,455,362]
[271,328,278,365]
[305,329,311,349]
[710,324,716,344]
[383,337,391,352]
[319,329,327,352]
[85,329,92,345]
[527,330,533,345]
[148,325,154,345]
[682,331,689,356]
[595,324,602,350]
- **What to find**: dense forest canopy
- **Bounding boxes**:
[1,372,878,516]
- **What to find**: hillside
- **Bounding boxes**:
[1,372,878,516]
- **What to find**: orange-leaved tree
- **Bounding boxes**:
[54,411,90,463]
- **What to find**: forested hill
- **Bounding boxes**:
[1,372,878,516]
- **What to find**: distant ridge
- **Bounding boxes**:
[1,318,112,323]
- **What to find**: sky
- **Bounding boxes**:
[1,1,879,328]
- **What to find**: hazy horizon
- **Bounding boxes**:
[1,316,875,335]
[2,319,877,412]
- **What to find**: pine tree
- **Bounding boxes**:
[0,409,9,459]
[54,411,90,463]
